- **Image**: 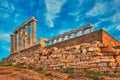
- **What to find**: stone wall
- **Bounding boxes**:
[46,30,102,48]
[46,29,119,48]
[102,30,120,47]
[1,41,120,74]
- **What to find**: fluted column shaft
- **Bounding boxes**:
[90,27,93,32]
[32,20,36,45]
[22,27,25,49]
[18,31,21,51]
[10,34,14,54]
[74,32,78,37]
[27,23,31,47]
[62,37,64,41]
[14,33,17,52]
[82,30,85,35]
[68,34,71,39]
[56,38,59,43]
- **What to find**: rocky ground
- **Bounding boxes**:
[1,41,120,80]
[0,66,119,80]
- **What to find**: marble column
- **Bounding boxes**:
[18,30,21,51]
[32,20,36,45]
[39,38,45,47]
[14,32,17,52]
[22,27,25,49]
[62,36,64,41]
[27,23,31,47]
[10,34,14,54]
[90,27,93,32]
[52,39,54,44]
[82,30,85,35]
[68,34,71,39]
[56,38,59,43]
[74,32,78,37]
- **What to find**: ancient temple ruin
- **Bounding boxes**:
[10,17,37,54]
[10,16,120,54]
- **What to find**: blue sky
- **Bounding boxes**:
[0,0,120,61]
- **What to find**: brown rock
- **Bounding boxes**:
[116,56,120,63]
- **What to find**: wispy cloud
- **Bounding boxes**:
[0,1,15,19]
[86,2,107,17]
[45,0,67,28]
[0,31,10,42]
[115,25,120,31]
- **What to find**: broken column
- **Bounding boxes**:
[39,38,45,47]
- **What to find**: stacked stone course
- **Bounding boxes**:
[2,41,120,75]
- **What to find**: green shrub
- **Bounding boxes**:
[113,46,120,49]
[45,72,52,76]
[35,67,44,72]
[4,63,12,66]
[60,68,74,74]
[27,66,33,69]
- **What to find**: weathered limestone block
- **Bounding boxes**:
[98,63,109,67]
[72,45,80,49]
[51,47,58,51]
[116,56,120,63]
[116,67,120,72]
[109,62,116,68]
[89,63,97,68]
[90,59,115,63]
[97,44,108,48]
[99,67,116,72]
[91,52,102,56]
[101,48,120,56]
[87,47,101,52]
[66,55,75,60]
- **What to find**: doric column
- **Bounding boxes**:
[81,30,85,35]
[68,34,71,39]
[18,30,21,51]
[32,20,37,45]
[27,23,31,47]
[22,27,25,49]
[10,34,14,54]
[90,27,93,32]
[14,32,17,52]
[74,32,78,37]
[52,39,54,44]
[56,38,59,43]
[39,38,45,47]
[62,36,64,41]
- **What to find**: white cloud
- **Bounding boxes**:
[86,2,107,16]
[59,29,71,34]
[0,31,10,42]
[111,12,120,23]
[45,0,67,28]
[0,1,15,19]
[115,25,120,31]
